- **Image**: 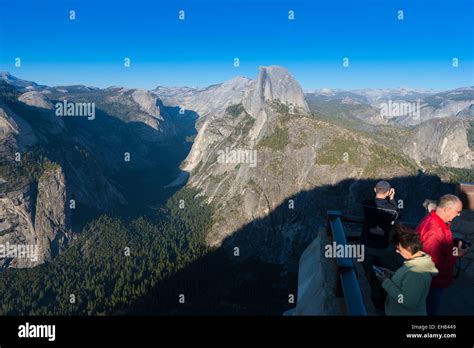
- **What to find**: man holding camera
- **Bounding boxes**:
[416,194,470,315]
[361,181,401,311]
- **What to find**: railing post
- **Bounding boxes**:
[326,210,342,237]
[326,210,343,297]
[326,210,368,315]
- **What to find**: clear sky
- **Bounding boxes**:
[0,0,473,90]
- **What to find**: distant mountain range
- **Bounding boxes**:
[0,68,473,269]
[0,74,196,268]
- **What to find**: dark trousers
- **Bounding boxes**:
[362,247,402,311]
[426,287,444,316]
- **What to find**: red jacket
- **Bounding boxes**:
[416,211,457,288]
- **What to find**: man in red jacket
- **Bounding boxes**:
[416,194,470,315]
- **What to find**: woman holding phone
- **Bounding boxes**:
[375,224,438,316]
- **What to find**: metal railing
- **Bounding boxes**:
[336,213,417,229]
[325,210,418,315]
[326,210,367,316]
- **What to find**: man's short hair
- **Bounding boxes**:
[375,180,391,194]
[391,224,422,254]
[437,194,462,209]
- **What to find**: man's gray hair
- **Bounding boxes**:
[375,180,391,194]
[437,194,462,208]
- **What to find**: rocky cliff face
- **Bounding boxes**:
[0,165,69,268]
[0,92,68,268]
[0,182,36,268]
[243,66,309,118]
[0,77,188,269]
[242,66,310,142]
[0,100,37,150]
[177,66,422,266]
[154,76,252,118]
[100,87,176,137]
[181,66,310,172]
[34,166,70,263]
[405,118,474,169]
[18,91,54,110]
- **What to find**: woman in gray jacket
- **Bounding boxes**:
[375,224,438,315]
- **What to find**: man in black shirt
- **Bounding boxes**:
[361,180,401,311]
[362,181,400,248]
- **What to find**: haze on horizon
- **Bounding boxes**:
[0,69,467,94]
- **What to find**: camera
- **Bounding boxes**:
[453,238,472,249]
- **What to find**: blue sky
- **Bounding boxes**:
[0,0,473,90]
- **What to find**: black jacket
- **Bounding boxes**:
[361,198,400,249]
